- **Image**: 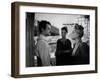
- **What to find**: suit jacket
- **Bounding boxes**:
[55,38,72,65]
[72,42,89,65]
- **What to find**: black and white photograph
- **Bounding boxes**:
[26,12,90,67]
[11,2,97,78]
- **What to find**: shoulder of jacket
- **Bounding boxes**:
[57,38,62,42]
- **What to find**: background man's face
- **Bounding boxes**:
[61,30,67,38]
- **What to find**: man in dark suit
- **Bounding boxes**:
[55,27,72,66]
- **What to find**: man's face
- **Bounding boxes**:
[44,24,51,36]
[61,30,67,38]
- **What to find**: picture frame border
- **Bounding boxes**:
[11,2,98,78]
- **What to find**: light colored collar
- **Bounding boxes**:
[72,39,82,56]
[38,34,48,42]
[75,39,82,44]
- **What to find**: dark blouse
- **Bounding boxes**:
[55,39,72,65]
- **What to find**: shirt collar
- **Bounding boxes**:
[75,39,82,44]
[39,34,48,42]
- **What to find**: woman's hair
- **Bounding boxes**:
[74,24,84,38]
[61,26,68,33]
[39,20,51,33]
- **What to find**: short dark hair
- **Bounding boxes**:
[75,24,84,38]
[39,20,51,33]
[61,26,68,33]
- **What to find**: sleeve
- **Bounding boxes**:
[64,39,72,55]
[55,39,61,56]
[67,39,72,49]
[37,40,51,66]
[80,43,89,64]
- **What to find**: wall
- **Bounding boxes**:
[35,13,90,42]
[0,0,100,80]
[35,13,80,31]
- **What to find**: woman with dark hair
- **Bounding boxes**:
[71,24,89,65]
[55,27,72,66]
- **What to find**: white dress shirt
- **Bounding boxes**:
[36,34,51,66]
